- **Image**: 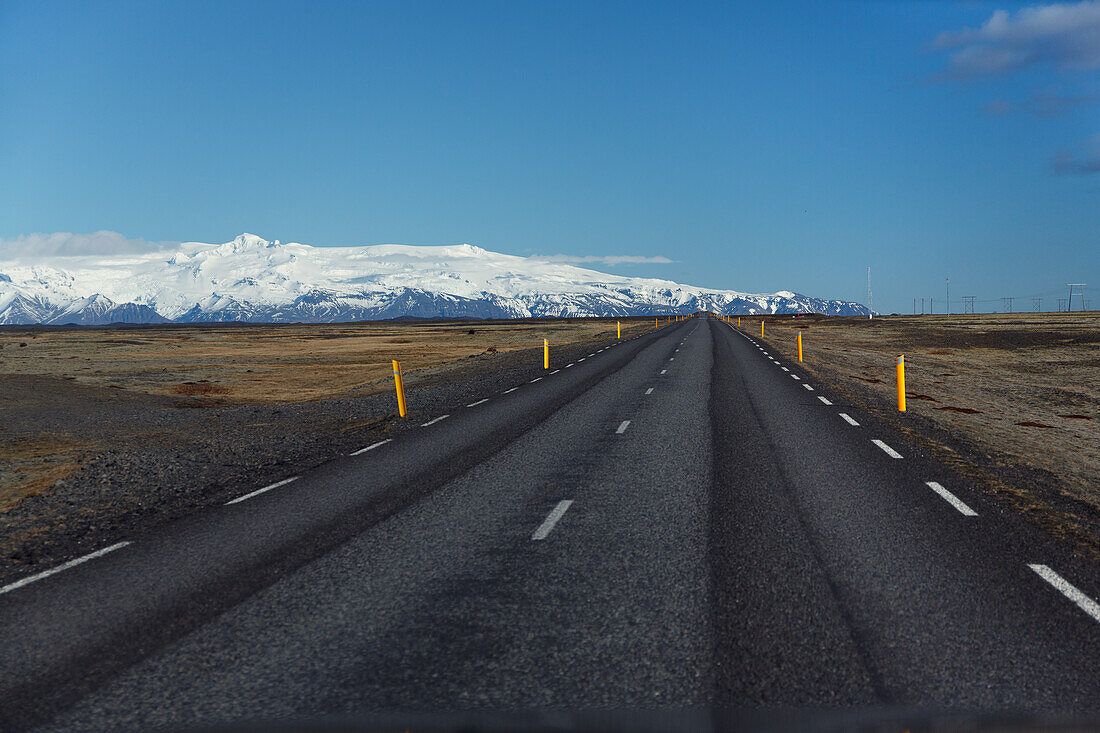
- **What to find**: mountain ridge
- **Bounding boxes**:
[0,234,873,324]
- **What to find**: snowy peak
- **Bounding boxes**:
[0,233,872,324]
[42,293,167,326]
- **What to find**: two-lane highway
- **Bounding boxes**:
[3,316,1100,731]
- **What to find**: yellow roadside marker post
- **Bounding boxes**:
[544,339,550,369]
[737,317,740,327]
[896,356,907,412]
[392,359,407,417]
[797,331,803,362]
[761,321,765,337]
[617,321,621,339]
[655,317,658,330]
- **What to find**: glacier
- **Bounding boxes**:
[0,233,872,325]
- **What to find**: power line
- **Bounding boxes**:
[1068,283,1087,312]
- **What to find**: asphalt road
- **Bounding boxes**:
[3,316,1100,731]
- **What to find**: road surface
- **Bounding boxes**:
[2,316,1099,731]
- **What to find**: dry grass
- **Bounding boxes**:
[749,312,1100,528]
[0,438,87,511]
[0,318,650,405]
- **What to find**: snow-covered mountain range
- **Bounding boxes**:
[0,234,872,325]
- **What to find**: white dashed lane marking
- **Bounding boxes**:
[421,415,450,427]
[839,413,860,426]
[818,396,833,405]
[351,439,392,455]
[645,388,654,395]
[532,500,574,541]
[616,420,631,434]
[872,439,903,459]
[226,477,299,505]
[926,482,977,516]
[1028,565,1100,623]
[0,542,132,595]
[466,399,489,407]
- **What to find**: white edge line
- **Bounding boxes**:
[226,476,300,505]
[466,399,489,408]
[532,499,574,540]
[872,439,903,459]
[818,396,833,405]
[1028,564,1100,623]
[926,481,977,516]
[351,439,392,455]
[421,414,450,427]
[616,420,631,434]
[0,541,131,595]
[839,413,860,426]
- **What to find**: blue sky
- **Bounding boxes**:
[1,0,1097,313]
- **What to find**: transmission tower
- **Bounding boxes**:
[1058,298,1068,312]
[1002,297,1013,313]
[963,296,975,314]
[1032,297,1041,312]
[1067,283,1086,311]
[946,277,950,315]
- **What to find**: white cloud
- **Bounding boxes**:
[933,2,1100,78]
[533,254,675,265]
[0,231,176,259]
[982,91,1097,115]
[1052,132,1100,173]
